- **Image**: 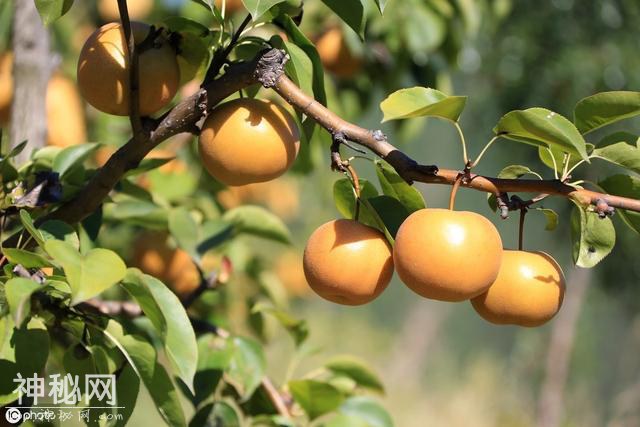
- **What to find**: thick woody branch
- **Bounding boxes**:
[264,54,640,213]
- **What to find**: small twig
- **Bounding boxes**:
[117,0,146,141]
[261,377,292,418]
[203,13,252,84]
[449,174,463,211]
[518,206,527,251]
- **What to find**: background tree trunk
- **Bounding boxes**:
[536,268,593,427]
[10,0,52,163]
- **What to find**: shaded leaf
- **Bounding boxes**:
[365,196,409,238]
[375,161,425,212]
[535,208,559,231]
[252,302,309,347]
[226,336,266,400]
[102,320,187,427]
[321,0,366,38]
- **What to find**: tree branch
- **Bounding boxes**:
[4,48,640,251]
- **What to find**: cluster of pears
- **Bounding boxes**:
[303,207,566,327]
[77,19,300,185]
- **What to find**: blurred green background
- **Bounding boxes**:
[4,0,640,426]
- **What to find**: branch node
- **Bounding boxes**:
[255,49,288,88]
[595,198,615,218]
[372,129,386,141]
[496,192,510,219]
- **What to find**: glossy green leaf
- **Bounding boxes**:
[52,143,99,177]
[223,205,291,244]
[375,161,425,212]
[592,142,640,174]
[122,269,198,392]
[289,379,345,420]
[495,108,589,160]
[535,208,559,231]
[1,248,51,268]
[574,91,640,134]
[102,320,187,427]
[321,0,366,38]
[45,240,126,305]
[226,336,266,400]
[570,204,615,268]
[380,87,466,122]
[599,174,640,234]
[325,356,384,394]
[34,0,74,25]
[241,0,285,19]
[338,397,393,427]
[5,278,41,326]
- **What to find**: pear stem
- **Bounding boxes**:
[518,207,527,251]
[346,164,361,220]
[449,174,463,211]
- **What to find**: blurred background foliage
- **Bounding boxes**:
[1,0,640,426]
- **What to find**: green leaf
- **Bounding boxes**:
[169,207,200,260]
[190,401,242,427]
[102,199,168,228]
[535,208,559,231]
[3,140,28,159]
[192,334,232,406]
[321,0,366,39]
[570,204,615,268]
[226,336,266,400]
[574,91,640,134]
[45,240,126,305]
[123,157,175,178]
[52,143,99,177]
[496,165,538,179]
[241,0,285,19]
[495,108,589,160]
[325,356,384,394]
[338,397,393,427]
[34,0,74,25]
[5,278,41,326]
[13,317,50,376]
[380,87,466,122]
[289,379,345,420]
[375,161,425,212]
[597,131,639,147]
[252,303,309,347]
[592,142,640,174]
[275,15,327,105]
[599,174,640,234]
[366,196,409,238]
[114,363,140,427]
[1,248,52,268]
[537,146,587,174]
[39,220,80,250]
[19,209,45,247]
[223,205,292,244]
[373,0,387,14]
[121,269,198,392]
[333,178,378,225]
[101,320,187,427]
[283,40,314,100]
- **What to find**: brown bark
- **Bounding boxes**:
[536,268,593,427]
[9,0,52,163]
